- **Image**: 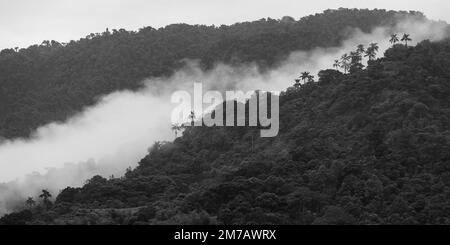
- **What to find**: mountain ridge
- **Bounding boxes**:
[2,38,450,225]
[0,8,426,139]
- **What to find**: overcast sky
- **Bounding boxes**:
[0,0,449,49]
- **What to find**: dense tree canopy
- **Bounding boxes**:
[3,38,450,225]
[0,8,424,138]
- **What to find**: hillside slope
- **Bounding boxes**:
[0,8,424,139]
[2,40,450,225]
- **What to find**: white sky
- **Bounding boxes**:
[0,0,449,49]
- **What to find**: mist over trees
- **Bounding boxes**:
[0,8,425,139]
[1,8,450,225]
[3,35,450,224]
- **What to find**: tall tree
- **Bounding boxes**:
[356,44,365,55]
[369,42,379,52]
[340,54,351,74]
[25,197,35,209]
[389,34,399,44]
[39,189,52,208]
[401,34,412,47]
[349,51,364,72]
[333,59,341,70]
[364,43,379,61]
[300,72,311,82]
[171,124,182,137]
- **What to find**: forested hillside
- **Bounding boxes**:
[0,8,423,139]
[3,39,450,225]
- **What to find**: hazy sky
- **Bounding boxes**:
[0,0,449,49]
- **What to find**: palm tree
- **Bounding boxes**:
[25,197,35,208]
[340,54,351,73]
[307,75,315,83]
[349,51,364,72]
[401,34,412,47]
[369,43,379,52]
[389,34,399,44]
[171,124,182,137]
[356,44,365,54]
[341,53,350,60]
[350,51,362,64]
[333,59,341,70]
[300,72,310,82]
[364,43,379,61]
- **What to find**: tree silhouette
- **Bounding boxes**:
[364,43,379,60]
[25,197,35,209]
[39,189,52,208]
[39,190,51,200]
[349,51,364,72]
[171,124,182,137]
[300,72,311,82]
[389,34,399,45]
[369,42,379,52]
[333,59,341,70]
[356,44,365,55]
[340,54,351,73]
[401,34,412,47]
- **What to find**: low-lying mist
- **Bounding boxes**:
[0,16,448,215]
